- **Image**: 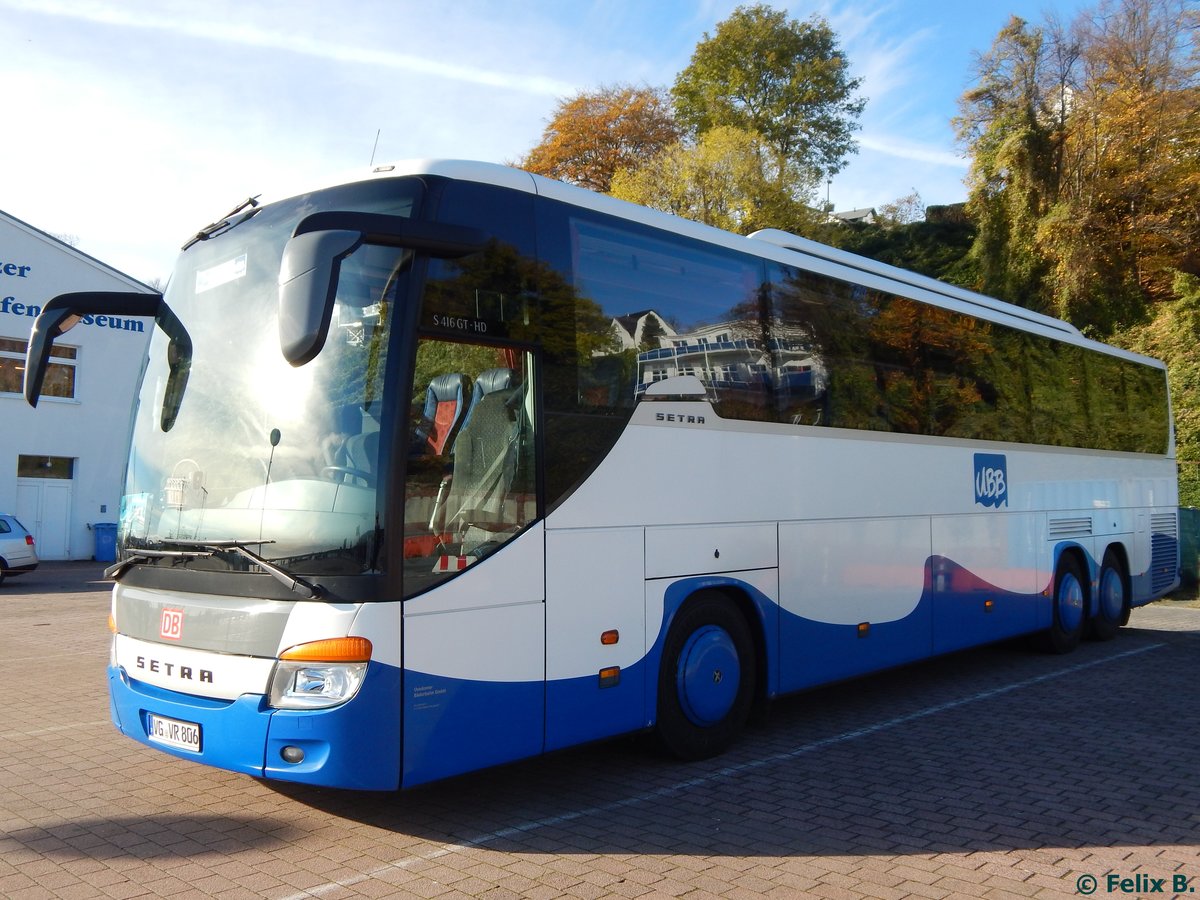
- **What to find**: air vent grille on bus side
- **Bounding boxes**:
[1150,511,1179,594]
[1049,517,1093,539]
[1151,512,1178,536]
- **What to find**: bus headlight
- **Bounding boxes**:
[269,660,368,709]
[267,637,372,710]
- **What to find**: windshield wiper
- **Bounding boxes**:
[105,548,214,580]
[170,539,322,598]
[112,539,322,599]
[182,195,262,250]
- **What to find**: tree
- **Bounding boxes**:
[609,126,818,234]
[955,14,1078,310]
[637,313,666,352]
[518,84,682,193]
[671,4,865,180]
[815,217,978,288]
[957,0,1198,330]
[1116,272,1200,506]
[1038,0,1200,330]
[876,190,926,227]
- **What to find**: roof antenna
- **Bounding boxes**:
[369,129,381,166]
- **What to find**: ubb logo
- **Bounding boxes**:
[974,453,1008,508]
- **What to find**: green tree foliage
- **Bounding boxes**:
[637,314,665,352]
[957,0,1199,331]
[609,126,818,234]
[518,84,682,193]
[815,218,978,288]
[516,5,864,239]
[955,15,1076,310]
[671,4,865,180]
[1038,0,1200,330]
[1116,272,1200,506]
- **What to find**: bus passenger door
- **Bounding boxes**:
[544,526,647,750]
[401,527,545,786]
[400,339,545,786]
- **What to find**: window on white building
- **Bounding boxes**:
[0,337,77,399]
[17,454,75,479]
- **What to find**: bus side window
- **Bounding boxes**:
[403,339,538,595]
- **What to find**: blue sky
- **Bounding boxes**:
[1,0,1090,284]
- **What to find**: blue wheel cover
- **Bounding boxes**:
[675,625,741,727]
[1098,567,1123,621]
[1058,572,1085,631]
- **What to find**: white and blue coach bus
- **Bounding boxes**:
[25,160,1179,790]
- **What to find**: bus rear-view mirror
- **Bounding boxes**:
[279,212,490,367]
[25,291,192,432]
[278,229,363,367]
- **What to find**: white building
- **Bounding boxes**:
[1,210,153,559]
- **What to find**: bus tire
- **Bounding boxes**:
[1089,550,1128,642]
[1043,553,1087,654]
[655,592,756,761]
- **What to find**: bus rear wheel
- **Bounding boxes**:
[1089,550,1128,642]
[1043,554,1087,654]
[655,592,756,761]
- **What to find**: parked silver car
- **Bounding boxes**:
[0,514,39,585]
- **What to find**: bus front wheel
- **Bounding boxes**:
[655,592,756,760]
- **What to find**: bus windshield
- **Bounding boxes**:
[119,179,421,576]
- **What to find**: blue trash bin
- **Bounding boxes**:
[93,522,118,563]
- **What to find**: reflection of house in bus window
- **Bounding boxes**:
[621,314,826,424]
[608,310,676,353]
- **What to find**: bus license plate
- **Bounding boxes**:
[147,714,201,752]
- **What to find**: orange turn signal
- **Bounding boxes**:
[279,637,373,663]
[601,630,619,645]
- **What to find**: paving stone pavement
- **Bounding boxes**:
[2,561,1198,899]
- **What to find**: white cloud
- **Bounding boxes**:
[857,134,969,169]
[1,0,578,96]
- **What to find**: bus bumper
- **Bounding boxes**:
[107,661,402,790]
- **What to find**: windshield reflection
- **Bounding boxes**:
[119,181,419,576]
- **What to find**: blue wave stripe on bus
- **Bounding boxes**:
[545,659,650,752]
[402,674,544,787]
[777,555,1050,691]
[399,539,1177,788]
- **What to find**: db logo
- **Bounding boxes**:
[974,453,1008,508]
[159,608,184,641]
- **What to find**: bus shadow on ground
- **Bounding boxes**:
[272,625,1200,859]
[0,815,300,860]
[1,562,112,596]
